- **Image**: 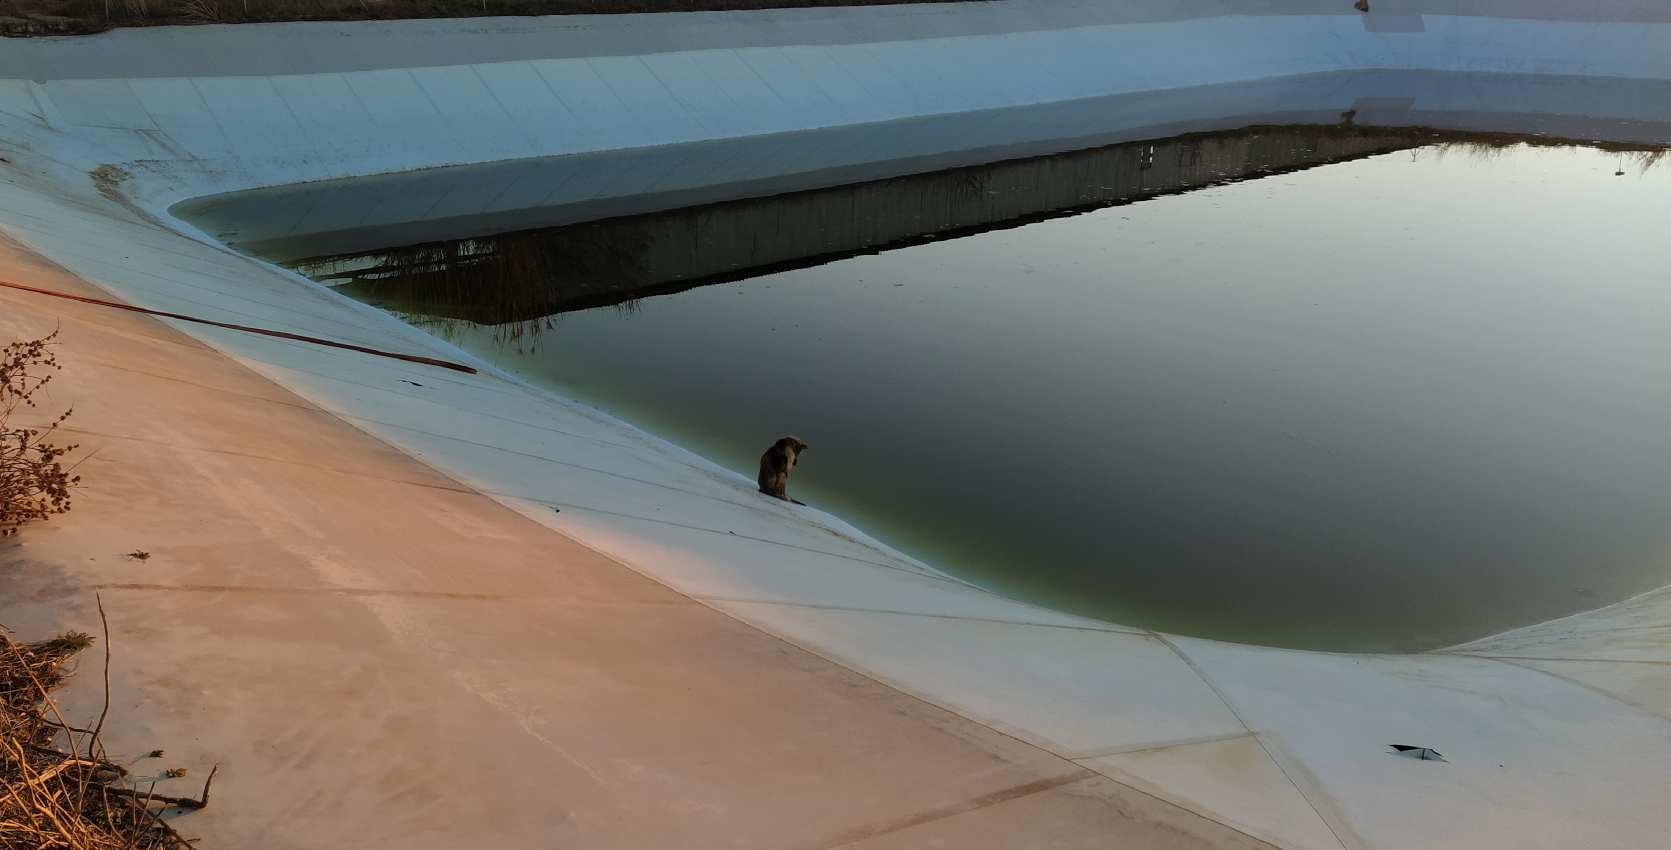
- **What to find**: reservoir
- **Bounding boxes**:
[177,93,1671,651]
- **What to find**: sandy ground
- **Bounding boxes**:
[0,235,1276,848]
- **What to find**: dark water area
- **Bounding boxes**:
[305,124,1429,323]
[180,112,1671,651]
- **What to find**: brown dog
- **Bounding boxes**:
[757,436,808,503]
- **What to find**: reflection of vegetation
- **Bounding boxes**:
[1614,147,1667,173]
[1425,134,1670,172]
[394,309,628,353]
[304,221,653,326]
[304,123,1669,331]
[305,123,1430,325]
[398,313,545,353]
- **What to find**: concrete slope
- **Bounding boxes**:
[0,236,1281,850]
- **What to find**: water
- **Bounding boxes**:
[181,123,1671,651]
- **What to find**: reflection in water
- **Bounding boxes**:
[192,121,1671,651]
[294,129,1667,329]
[302,124,1425,323]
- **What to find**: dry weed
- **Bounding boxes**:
[1,332,80,537]
[1,603,214,849]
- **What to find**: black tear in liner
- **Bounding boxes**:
[1390,745,1447,762]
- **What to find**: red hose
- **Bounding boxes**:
[0,278,478,375]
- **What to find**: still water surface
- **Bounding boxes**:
[229,142,1671,650]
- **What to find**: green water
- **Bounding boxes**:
[417,145,1671,650]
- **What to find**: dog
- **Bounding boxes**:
[757,436,808,503]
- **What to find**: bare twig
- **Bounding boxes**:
[100,779,212,811]
[197,763,219,808]
[90,593,112,758]
[2,624,206,848]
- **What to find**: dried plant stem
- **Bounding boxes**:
[2,622,210,849]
